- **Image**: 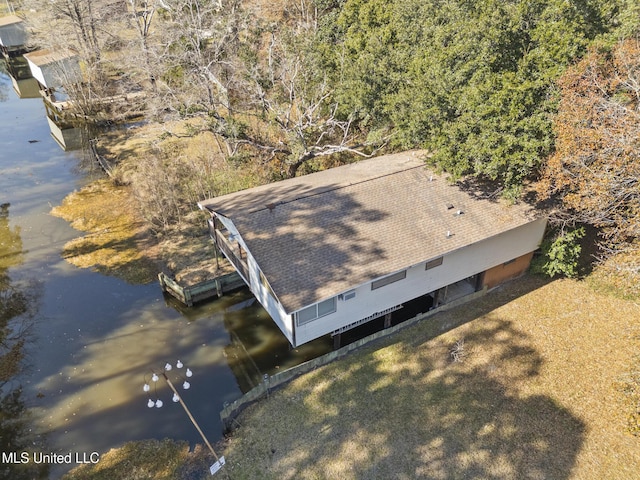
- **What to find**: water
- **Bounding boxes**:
[0,67,331,478]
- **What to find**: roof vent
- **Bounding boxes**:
[456,209,464,215]
[446,230,452,238]
[446,203,454,210]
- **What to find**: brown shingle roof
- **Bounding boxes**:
[199,151,538,313]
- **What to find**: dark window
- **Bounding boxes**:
[426,257,444,270]
[371,270,407,290]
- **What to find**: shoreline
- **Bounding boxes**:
[51,119,236,288]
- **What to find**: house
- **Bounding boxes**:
[23,49,82,92]
[3,55,39,98]
[198,151,547,347]
[0,15,28,55]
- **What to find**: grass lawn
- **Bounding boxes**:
[222,275,640,479]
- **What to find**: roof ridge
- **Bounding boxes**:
[249,161,426,214]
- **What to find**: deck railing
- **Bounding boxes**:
[214,228,251,284]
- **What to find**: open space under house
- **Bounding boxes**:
[199,151,547,347]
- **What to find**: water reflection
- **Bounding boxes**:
[0,203,49,480]
[165,290,333,393]
[3,55,39,99]
[2,55,84,151]
[221,294,333,392]
[0,67,334,479]
[0,59,7,101]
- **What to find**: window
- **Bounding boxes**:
[371,270,407,290]
[318,297,336,316]
[340,289,356,301]
[297,305,317,325]
[426,257,444,270]
[296,297,337,326]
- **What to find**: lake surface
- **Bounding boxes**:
[0,67,331,478]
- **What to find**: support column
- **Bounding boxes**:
[384,312,392,328]
[433,288,441,307]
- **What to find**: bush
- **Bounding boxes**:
[533,227,586,278]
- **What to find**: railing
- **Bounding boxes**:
[158,271,245,306]
[214,228,251,284]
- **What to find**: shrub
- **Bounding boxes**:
[534,227,586,278]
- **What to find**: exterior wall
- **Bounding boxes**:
[293,217,546,346]
[215,214,295,345]
[482,252,534,289]
[0,21,27,48]
[26,57,82,90]
[245,251,295,345]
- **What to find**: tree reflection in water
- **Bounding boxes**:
[0,203,49,480]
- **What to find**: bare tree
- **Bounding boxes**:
[127,0,159,89]
[218,3,388,177]
[151,0,245,112]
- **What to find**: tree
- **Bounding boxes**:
[537,37,640,279]
[26,0,111,61]
[127,0,159,90]
[145,0,383,178]
[535,227,586,278]
[151,0,245,112]
[334,0,617,190]
[229,1,386,177]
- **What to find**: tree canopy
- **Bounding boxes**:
[19,0,632,187]
[537,37,640,285]
[334,0,617,188]
[15,0,639,275]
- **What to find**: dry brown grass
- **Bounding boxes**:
[50,178,232,286]
[223,275,640,479]
[53,117,265,286]
[51,179,159,284]
[62,439,216,480]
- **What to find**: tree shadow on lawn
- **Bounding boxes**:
[229,312,585,480]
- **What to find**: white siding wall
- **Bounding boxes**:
[26,57,82,89]
[0,22,27,48]
[216,215,295,345]
[246,251,295,345]
[293,217,546,345]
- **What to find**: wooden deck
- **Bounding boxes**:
[158,271,246,307]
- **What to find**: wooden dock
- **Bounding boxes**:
[158,271,246,306]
